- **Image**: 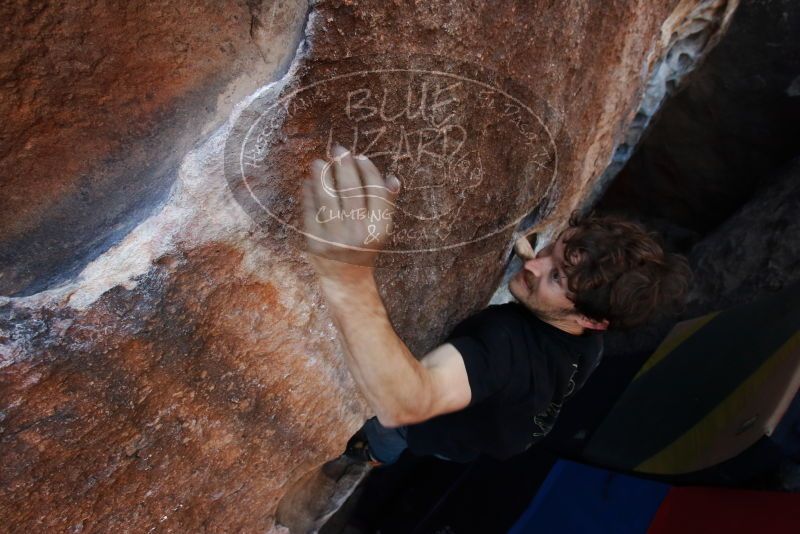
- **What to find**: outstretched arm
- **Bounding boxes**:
[317,265,427,427]
[302,145,471,427]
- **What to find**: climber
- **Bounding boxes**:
[301,144,692,465]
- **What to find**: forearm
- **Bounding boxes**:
[318,271,428,426]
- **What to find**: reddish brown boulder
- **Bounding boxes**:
[0,0,308,296]
[0,0,737,532]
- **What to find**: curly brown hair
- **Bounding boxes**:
[560,212,692,330]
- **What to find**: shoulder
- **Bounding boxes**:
[478,302,530,320]
[446,304,533,356]
[451,302,532,334]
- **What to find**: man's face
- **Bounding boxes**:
[509,231,578,325]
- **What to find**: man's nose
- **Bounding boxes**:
[524,256,549,278]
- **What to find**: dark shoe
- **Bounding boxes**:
[344,427,382,466]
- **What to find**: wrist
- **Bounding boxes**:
[316,264,378,304]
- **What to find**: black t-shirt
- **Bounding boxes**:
[405,302,603,462]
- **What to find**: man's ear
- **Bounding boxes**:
[576,315,609,331]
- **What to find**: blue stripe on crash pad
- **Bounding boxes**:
[508,460,670,534]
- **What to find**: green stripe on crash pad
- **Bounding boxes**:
[585,282,800,472]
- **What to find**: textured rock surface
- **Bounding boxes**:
[688,156,800,314]
[0,1,737,532]
[0,0,309,296]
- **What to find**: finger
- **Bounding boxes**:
[313,155,340,213]
[332,144,365,213]
[354,154,399,215]
[380,172,402,213]
[513,234,536,260]
[311,158,339,211]
[308,159,341,244]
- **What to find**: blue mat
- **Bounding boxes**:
[508,460,670,534]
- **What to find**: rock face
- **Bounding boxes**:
[688,156,800,315]
[0,0,309,296]
[0,1,737,532]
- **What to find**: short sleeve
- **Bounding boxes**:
[447,320,517,407]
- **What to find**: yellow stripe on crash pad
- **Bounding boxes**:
[633,312,721,381]
[634,330,800,475]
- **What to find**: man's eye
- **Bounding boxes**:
[551,270,560,282]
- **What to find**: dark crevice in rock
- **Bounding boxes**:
[598,0,800,242]
[581,0,738,213]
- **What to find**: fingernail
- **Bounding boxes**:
[332,144,349,157]
[388,176,401,192]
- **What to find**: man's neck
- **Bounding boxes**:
[541,317,585,336]
[511,298,586,335]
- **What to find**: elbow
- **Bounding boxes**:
[376,368,435,428]
[376,411,405,429]
[376,399,429,429]
[376,406,418,428]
